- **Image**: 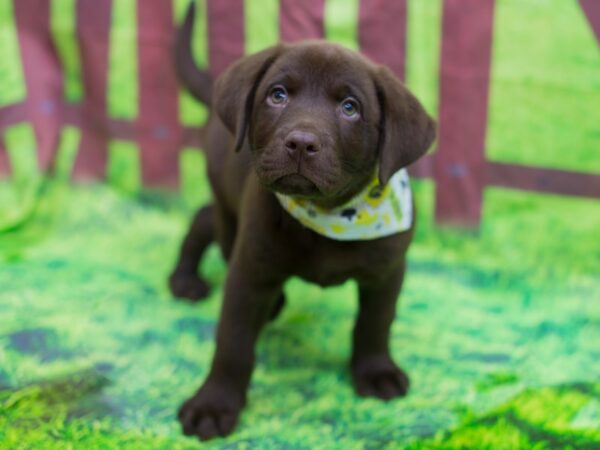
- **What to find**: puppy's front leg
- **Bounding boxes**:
[178,261,282,441]
[351,260,410,400]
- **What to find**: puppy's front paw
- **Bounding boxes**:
[169,272,210,301]
[178,382,244,441]
[351,355,410,401]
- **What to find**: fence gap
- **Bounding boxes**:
[107,140,140,195]
[324,0,359,51]
[0,0,26,107]
[175,0,209,128]
[245,0,279,54]
[53,126,81,181]
[50,0,83,104]
[180,148,210,209]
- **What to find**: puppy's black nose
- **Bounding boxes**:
[284,131,320,156]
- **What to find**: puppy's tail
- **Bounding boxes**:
[174,2,213,106]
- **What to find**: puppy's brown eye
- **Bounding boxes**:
[341,98,359,118]
[268,86,288,106]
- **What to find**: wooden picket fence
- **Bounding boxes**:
[0,0,598,227]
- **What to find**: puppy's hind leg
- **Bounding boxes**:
[170,205,214,301]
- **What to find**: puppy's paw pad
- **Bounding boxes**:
[169,273,210,301]
[178,387,241,441]
[352,355,410,401]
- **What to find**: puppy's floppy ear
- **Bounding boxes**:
[213,45,283,152]
[374,66,436,184]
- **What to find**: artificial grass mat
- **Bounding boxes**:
[1,176,599,449]
[2,0,599,446]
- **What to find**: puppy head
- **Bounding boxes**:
[214,41,435,204]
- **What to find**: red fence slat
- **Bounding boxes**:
[137,0,182,186]
[359,0,407,80]
[280,0,325,42]
[73,0,112,179]
[580,0,600,44]
[434,0,495,226]
[13,0,63,171]
[0,139,7,176]
[207,0,245,76]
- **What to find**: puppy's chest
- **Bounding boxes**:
[291,240,401,286]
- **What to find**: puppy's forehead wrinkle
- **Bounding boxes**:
[268,46,373,93]
[269,65,299,80]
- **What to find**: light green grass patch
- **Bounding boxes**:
[487,0,600,172]
[324,0,360,51]
[107,0,138,119]
[410,383,600,449]
[107,140,141,195]
[406,0,442,120]
[245,0,279,54]
[3,123,39,184]
[53,126,81,181]
[179,148,210,209]
[50,0,83,103]
[0,0,26,106]
[174,0,209,127]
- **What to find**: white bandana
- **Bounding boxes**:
[275,169,413,241]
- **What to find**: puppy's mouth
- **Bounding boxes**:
[269,173,321,197]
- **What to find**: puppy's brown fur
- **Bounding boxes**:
[170,4,435,441]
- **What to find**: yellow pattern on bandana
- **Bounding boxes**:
[275,169,413,241]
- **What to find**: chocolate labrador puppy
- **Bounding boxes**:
[170,4,435,441]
